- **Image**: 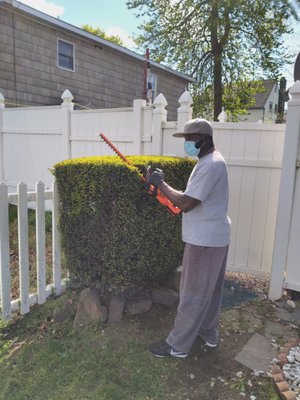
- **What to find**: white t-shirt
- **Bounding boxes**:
[182,150,231,247]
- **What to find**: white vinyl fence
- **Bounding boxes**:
[269,81,300,299]
[1,84,300,313]
[0,181,64,320]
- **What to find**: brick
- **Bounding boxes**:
[278,353,288,366]
[271,365,282,374]
[276,381,290,393]
[282,391,297,400]
[273,373,284,383]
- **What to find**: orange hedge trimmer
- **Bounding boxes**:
[99,133,181,216]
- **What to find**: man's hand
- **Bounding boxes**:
[145,167,164,196]
[147,168,164,188]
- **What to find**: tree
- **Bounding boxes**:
[127,0,300,120]
[82,24,124,46]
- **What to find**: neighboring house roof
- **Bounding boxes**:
[250,79,277,109]
[1,0,195,83]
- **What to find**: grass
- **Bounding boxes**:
[3,206,283,399]
[0,289,283,400]
[0,292,180,400]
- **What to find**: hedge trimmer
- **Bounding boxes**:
[99,133,181,216]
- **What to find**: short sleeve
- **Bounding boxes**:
[184,161,219,202]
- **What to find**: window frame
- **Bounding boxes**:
[57,38,75,72]
[147,73,157,103]
[269,101,273,112]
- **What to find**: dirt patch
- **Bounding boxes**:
[122,272,299,399]
[134,301,278,399]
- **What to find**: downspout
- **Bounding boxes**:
[12,12,18,106]
[143,48,150,101]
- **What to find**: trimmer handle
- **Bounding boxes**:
[145,165,158,196]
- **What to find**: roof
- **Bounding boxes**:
[1,0,195,83]
[250,80,277,109]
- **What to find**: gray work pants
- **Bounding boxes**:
[166,243,229,353]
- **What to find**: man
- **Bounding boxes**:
[147,118,231,358]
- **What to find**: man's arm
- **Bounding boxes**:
[146,168,201,212]
[159,181,200,212]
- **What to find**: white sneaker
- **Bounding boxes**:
[205,341,218,348]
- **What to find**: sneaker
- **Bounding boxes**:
[149,340,188,359]
[205,341,218,348]
[197,334,218,348]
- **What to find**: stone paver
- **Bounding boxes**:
[234,333,277,372]
[264,321,292,339]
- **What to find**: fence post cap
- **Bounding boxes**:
[178,90,192,105]
[61,89,74,103]
[217,107,227,122]
[18,181,27,186]
[153,93,168,108]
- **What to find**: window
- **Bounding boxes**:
[147,73,157,104]
[57,39,74,71]
[269,101,273,111]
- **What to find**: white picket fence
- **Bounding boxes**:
[0,181,65,320]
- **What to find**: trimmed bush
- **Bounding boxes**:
[52,156,195,289]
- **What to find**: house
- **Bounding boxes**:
[0,0,194,119]
[238,79,284,123]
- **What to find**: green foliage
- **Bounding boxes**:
[8,205,18,223]
[193,79,266,121]
[127,0,300,119]
[52,156,195,289]
[82,24,124,46]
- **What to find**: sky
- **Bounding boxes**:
[19,0,300,87]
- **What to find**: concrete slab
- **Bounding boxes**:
[264,321,291,339]
[275,307,295,323]
[234,333,276,372]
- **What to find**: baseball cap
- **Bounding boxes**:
[173,118,213,138]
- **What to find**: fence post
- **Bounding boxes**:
[18,181,30,314]
[269,80,300,300]
[52,180,61,295]
[0,183,11,320]
[132,99,146,155]
[0,93,5,182]
[36,181,46,304]
[177,91,193,132]
[61,89,74,159]
[152,93,168,155]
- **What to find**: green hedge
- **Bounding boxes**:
[52,155,195,289]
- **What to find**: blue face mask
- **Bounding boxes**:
[184,141,201,157]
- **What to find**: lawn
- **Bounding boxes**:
[0,289,282,400]
[3,206,283,399]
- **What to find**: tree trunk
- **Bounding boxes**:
[213,53,222,121]
[210,1,223,121]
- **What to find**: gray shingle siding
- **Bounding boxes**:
[0,3,192,120]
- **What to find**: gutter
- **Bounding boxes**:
[1,0,195,83]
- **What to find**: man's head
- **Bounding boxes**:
[173,118,213,141]
[173,118,214,157]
